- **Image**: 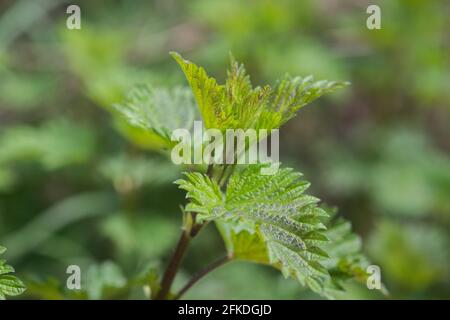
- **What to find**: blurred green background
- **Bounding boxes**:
[0,0,449,299]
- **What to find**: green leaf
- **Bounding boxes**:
[270,74,350,126]
[171,51,349,131]
[175,172,223,215]
[0,263,14,276]
[176,164,376,298]
[84,261,127,300]
[320,216,372,298]
[114,84,198,148]
[170,52,226,129]
[99,154,180,192]
[100,214,179,259]
[0,118,95,170]
[0,245,26,299]
[176,164,332,294]
[215,222,270,265]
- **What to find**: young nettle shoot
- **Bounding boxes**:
[115,52,375,300]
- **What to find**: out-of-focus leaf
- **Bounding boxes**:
[114,85,197,149]
[0,118,95,170]
[0,71,57,110]
[368,220,449,291]
[321,217,373,298]
[22,277,66,300]
[321,127,450,217]
[100,214,178,259]
[84,261,127,300]
[1,192,117,260]
[99,154,180,193]
[0,167,15,192]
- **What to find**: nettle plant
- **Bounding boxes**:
[116,52,371,300]
[0,245,26,299]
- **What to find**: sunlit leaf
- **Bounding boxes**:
[171,51,349,131]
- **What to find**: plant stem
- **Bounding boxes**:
[174,255,232,300]
[190,221,207,237]
[206,163,214,177]
[156,228,191,300]
[156,164,218,300]
[219,164,236,189]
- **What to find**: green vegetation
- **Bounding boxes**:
[116,52,365,299]
[0,0,449,300]
[0,245,26,299]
